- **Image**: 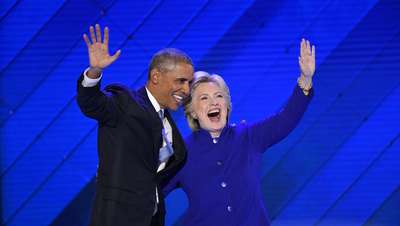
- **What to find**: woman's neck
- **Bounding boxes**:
[209,130,221,138]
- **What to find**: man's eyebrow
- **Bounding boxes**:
[176,77,189,81]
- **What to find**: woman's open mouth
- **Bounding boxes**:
[207,109,220,122]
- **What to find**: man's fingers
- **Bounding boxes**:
[110,49,121,62]
[311,45,316,58]
[104,26,109,47]
[83,34,91,48]
[90,26,96,43]
[96,24,102,43]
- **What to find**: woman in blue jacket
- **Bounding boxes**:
[164,39,316,226]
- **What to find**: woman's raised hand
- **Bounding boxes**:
[299,38,315,78]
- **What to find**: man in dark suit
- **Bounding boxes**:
[77,24,194,226]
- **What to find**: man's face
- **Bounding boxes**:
[157,62,194,110]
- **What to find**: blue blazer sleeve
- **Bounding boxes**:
[248,85,313,152]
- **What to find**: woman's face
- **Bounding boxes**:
[191,82,228,137]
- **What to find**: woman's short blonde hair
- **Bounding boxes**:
[184,71,232,131]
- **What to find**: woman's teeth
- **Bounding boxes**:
[208,109,220,118]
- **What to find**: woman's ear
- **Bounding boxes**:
[191,112,198,119]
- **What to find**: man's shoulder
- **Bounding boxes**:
[104,84,145,100]
[104,83,133,94]
[103,84,151,114]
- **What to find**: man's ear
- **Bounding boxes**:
[150,69,161,84]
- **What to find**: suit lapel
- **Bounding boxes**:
[162,110,187,173]
[137,87,164,169]
[104,84,185,174]
[137,87,186,173]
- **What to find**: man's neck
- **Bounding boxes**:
[145,85,162,112]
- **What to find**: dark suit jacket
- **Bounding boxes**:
[77,75,187,226]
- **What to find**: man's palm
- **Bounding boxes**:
[83,24,121,70]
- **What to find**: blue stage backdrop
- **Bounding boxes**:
[1,0,399,225]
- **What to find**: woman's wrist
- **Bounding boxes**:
[297,74,312,96]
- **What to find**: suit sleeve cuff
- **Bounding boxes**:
[82,67,102,87]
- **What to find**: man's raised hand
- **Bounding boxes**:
[83,24,121,78]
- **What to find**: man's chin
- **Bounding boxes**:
[167,103,179,111]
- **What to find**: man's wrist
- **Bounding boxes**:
[87,67,103,78]
[82,67,102,87]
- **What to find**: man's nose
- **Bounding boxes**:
[182,82,190,95]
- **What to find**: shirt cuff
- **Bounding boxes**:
[81,67,102,87]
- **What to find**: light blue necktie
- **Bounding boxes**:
[158,110,174,162]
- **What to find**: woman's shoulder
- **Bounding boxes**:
[184,131,201,148]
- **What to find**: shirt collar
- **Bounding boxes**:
[197,124,230,141]
[145,87,162,113]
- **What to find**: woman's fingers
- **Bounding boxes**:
[300,39,304,56]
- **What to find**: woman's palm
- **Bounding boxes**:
[299,39,315,78]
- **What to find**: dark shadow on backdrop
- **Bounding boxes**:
[50,177,95,226]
